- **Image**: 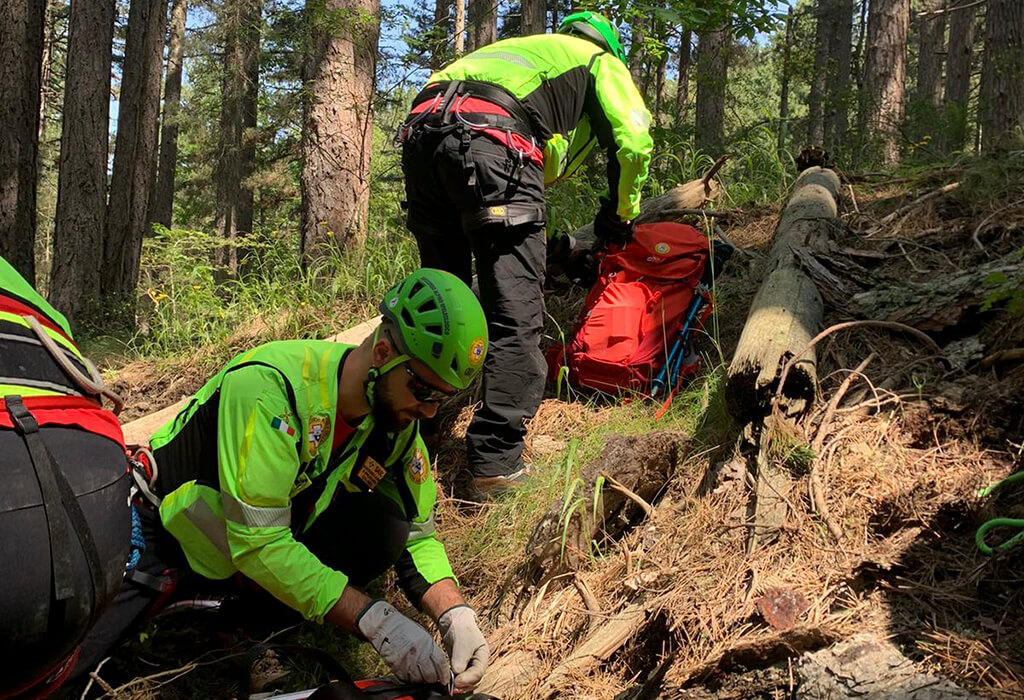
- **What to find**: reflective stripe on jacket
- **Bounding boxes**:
[151,340,452,622]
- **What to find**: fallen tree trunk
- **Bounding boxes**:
[121,318,380,445]
[572,177,722,242]
[725,167,841,422]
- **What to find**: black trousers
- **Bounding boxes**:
[402,126,547,478]
[72,490,410,681]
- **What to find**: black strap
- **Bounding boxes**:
[4,396,105,623]
[409,79,542,138]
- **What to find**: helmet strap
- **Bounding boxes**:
[364,325,411,407]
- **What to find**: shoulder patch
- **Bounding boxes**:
[408,448,429,485]
[307,414,331,455]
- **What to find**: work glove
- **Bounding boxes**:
[438,605,489,689]
[357,600,450,685]
[592,196,633,249]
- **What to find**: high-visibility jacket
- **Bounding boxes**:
[150,340,452,623]
[430,33,654,221]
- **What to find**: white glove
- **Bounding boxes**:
[357,600,450,685]
[438,605,489,689]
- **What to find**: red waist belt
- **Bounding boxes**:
[0,395,125,449]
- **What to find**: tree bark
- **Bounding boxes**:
[104,0,168,308]
[521,0,545,36]
[861,0,910,166]
[628,20,645,89]
[778,8,794,153]
[674,28,691,129]
[979,0,1024,152]
[151,0,188,230]
[214,0,260,282]
[299,0,379,264]
[429,0,451,71]
[0,0,44,283]
[653,24,668,128]
[466,0,495,52]
[454,0,465,57]
[942,0,977,152]
[50,0,117,325]
[916,0,946,107]
[726,167,841,422]
[807,0,834,147]
[695,26,729,156]
[824,0,853,154]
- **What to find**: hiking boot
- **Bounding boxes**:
[467,465,532,501]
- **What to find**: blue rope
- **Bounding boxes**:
[125,502,146,572]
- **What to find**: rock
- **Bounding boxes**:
[796,634,982,699]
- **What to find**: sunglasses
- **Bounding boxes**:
[402,362,453,404]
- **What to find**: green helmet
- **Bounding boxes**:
[379,268,488,390]
[557,11,626,64]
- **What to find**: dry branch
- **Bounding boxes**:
[726,167,841,422]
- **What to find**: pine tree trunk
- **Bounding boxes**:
[300,0,379,264]
[454,0,465,57]
[824,0,853,154]
[675,29,691,129]
[942,0,977,152]
[979,0,1024,152]
[628,21,645,89]
[778,8,794,153]
[429,0,451,70]
[521,0,545,35]
[807,0,833,146]
[0,0,44,283]
[861,0,909,166]
[104,0,168,308]
[50,0,116,324]
[151,0,187,230]
[466,0,495,52]
[695,26,729,156]
[215,0,260,283]
[916,0,946,107]
[654,46,668,129]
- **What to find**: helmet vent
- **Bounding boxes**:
[418,298,438,313]
[400,307,415,328]
[409,280,425,297]
[425,323,443,337]
[450,356,460,374]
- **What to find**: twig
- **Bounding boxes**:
[600,471,655,519]
[775,320,946,407]
[657,207,732,218]
[896,241,926,273]
[971,197,1024,253]
[867,182,961,235]
[847,184,860,214]
[813,353,878,452]
[702,154,729,187]
[918,0,985,18]
[88,670,117,698]
[573,574,603,630]
[979,348,1024,370]
[80,657,112,700]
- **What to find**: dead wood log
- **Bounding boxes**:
[681,626,841,683]
[539,600,650,697]
[572,177,722,242]
[725,167,841,422]
[121,318,380,445]
[850,251,1024,332]
[525,432,689,587]
[477,649,545,699]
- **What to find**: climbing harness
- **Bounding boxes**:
[975,471,1024,555]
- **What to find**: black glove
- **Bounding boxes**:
[592,197,633,249]
[546,232,572,277]
[566,247,598,288]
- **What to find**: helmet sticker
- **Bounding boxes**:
[388,296,398,308]
[408,449,429,484]
[469,338,486,366]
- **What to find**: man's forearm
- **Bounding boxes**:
[325,585,373,632]
[420,577,467,622]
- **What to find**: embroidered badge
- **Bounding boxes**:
[489,206,506,217]
[270,416,295,437]
[357,456,386,490]
[654,242,671,255]
[469,337,485,366]
[408,449,428,484]
[307,415,331,455]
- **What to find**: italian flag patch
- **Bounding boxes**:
[270,416,295,437]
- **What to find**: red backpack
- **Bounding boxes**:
[548,221,720,398]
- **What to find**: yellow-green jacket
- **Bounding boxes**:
[431,33,653,221]
[150,340,451,622]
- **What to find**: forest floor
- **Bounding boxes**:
[69,156,1024,700]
